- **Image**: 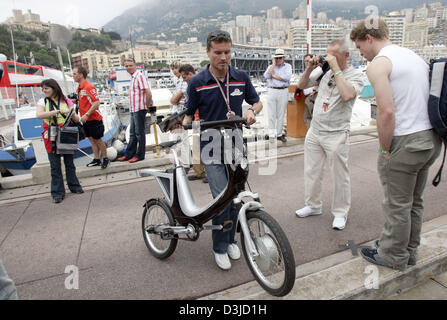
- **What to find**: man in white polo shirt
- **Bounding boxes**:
[351,18,442,271]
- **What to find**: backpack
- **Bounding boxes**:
[428,58,447,186]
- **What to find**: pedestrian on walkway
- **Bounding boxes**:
[263,48,292,143]
[351,18,442,271]
[183,30,262,270]
[168,63,191,171]
[73,66,110,169]
[170,61,187,114]
[295,39,365,230]
[0,258,17,300]
[36,79,84,204]
[118,58,153,163]
[179,64,208,183]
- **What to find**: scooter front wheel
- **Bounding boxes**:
[142,199,178,259]
[241,210,295,297]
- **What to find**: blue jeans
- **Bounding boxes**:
[125,110,147,160]
[48,153,82,199]
[205,164,238,254]
[0,259,17,300]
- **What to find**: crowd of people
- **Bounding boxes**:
[1,16,443,299]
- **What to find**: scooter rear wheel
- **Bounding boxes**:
[142,199,178,259]
[241,210,295,297]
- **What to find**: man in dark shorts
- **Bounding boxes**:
[73,66,109,169]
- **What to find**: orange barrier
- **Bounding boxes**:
[286,85,308,138]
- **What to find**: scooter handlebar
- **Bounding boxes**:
[183,116,247,130]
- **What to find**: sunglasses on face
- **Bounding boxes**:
[275,57,284,60]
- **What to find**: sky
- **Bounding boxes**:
[0,0,146,29]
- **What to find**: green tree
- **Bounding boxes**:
[200,60,210,67]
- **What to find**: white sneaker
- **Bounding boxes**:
[295,206,322,218]
[214,252,231,270]
[332,217,347,230]
[227,243,241,260]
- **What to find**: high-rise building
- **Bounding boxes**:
[236,15,253,28]
[401,8,414,23]
[404,21,428,49]
[267,6,284,20]
[415,3,429,20]
[317,12,328,24]
[384,14,406,46]
[293,1,314,20]
[288,21,345,52]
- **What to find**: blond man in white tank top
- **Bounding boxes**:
[351,18,442,271]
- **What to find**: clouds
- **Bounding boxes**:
[0,0,145,28]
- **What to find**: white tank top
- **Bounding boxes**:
[373,45,432,136]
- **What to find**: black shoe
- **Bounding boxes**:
[202,177,208,183]
[71,189,84,194]
[360,247,406,271]
[53,197,63,204]
[264,134,269,140]
[87,159,101,167]
[277,135,287,143]
[374,240,416,265]
[101,158,110,169]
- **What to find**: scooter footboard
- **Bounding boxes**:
[140,169,172,178]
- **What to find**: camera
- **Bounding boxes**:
[67,93,78,101]
[318,55,327,65]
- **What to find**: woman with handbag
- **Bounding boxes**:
[36,79,84,204]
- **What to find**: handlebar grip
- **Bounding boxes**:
[183,116,248,130]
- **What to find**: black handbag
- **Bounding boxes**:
[47,98,80,154]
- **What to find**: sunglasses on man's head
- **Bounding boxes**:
[208,31,231,40]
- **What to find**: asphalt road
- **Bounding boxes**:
[1,140,446,299]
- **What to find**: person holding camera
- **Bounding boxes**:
[263,48,292,143]
[295,39,365,230]
[297,54,320,129]
[36,79,84,204]
[73,66,110,169]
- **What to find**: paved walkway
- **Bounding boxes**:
[0,134,446,299]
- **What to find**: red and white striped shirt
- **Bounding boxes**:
[129,70,150,113]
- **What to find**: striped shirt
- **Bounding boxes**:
[129,70,150,113]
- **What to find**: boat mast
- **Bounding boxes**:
[9,27,20,108]
[307,0,312,54]
[57,46,68,94]
[66,48,76,93]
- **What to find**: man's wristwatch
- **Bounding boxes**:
[248,107,257,116]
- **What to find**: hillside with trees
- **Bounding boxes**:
[0,25,117,68]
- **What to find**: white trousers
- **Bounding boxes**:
[304,127,351,218]
[267,88,288,138]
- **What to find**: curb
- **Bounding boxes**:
[199,215,447,300]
